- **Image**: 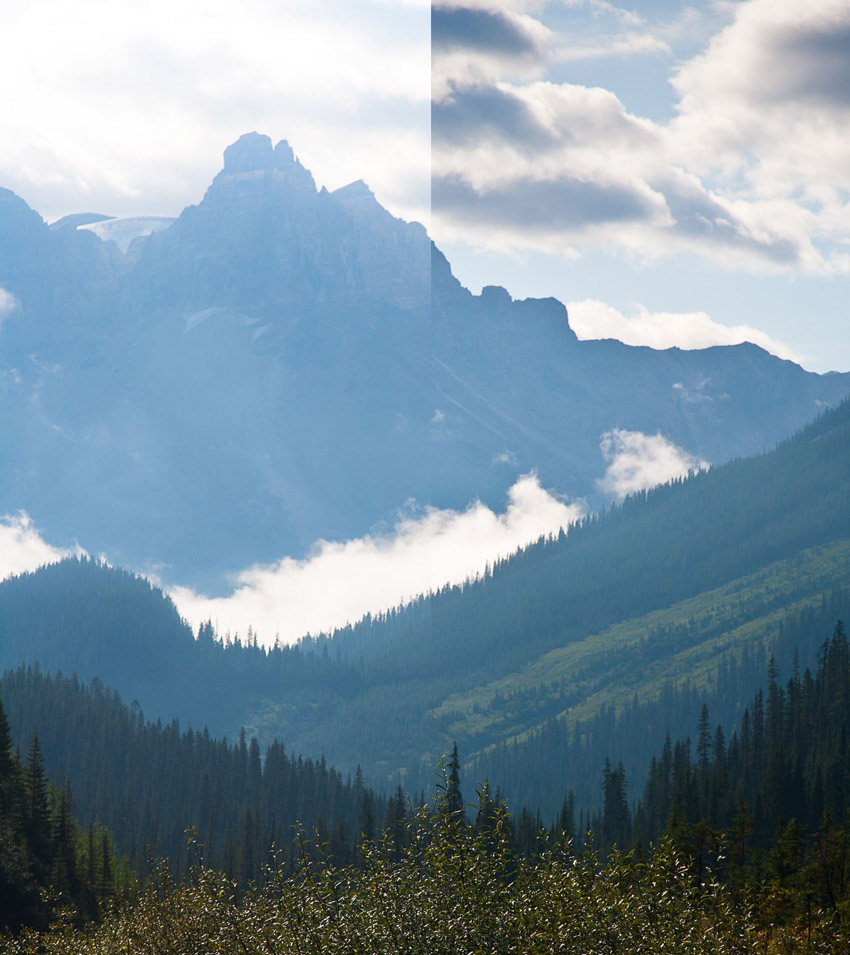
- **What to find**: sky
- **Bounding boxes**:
[1,0,849,643]
[0,0,431,226]
[431,0,850,374]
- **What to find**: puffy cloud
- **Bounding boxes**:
[432,4,544,57]
[597,430,708,499]
[432,77,812,267]
[431,79,668,249]
[431,1,551,95]
[0,513,85,580]
[431,0,850,275]
[432,83,555,150]
[432,170,663,241]
[673,0,850,120]
[554,31,669,61]
[669,0,850,261]
[567,299,804,363]
[170,473,583,646]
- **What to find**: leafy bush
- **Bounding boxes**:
[1,790,762,955]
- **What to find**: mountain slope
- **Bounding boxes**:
[239,395,850,781]
[0,665,387,880]
[2,398,849,800]
[0,134,847,589]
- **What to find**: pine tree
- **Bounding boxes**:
[23,735,52,878]
[383,785,407,861]
[447,743,463,821]
[51,782,82,908]
[601,759,630,851]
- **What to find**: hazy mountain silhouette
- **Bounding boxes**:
[0,133,847,589]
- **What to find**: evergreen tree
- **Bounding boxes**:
[447,743,463,821]
[23,735,52,878]
[600,759,630,850]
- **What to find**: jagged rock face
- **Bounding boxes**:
[0,135,848,589]
[126,132,430,316]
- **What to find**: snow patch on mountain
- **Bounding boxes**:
[79,216,175,252]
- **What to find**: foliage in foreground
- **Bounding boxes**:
[0,790,767,955]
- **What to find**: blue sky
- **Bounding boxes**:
[431,0,850,372]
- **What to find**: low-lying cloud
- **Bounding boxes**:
[0,513,84,580]
[597,429,708,499]
[567,299,804,363]
[171,473,583,647]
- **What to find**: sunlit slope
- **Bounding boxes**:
[276,396,850,779]
[434,537,850,750]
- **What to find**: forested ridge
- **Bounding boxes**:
[0,695,126,932]
[629,620,850,857]
[1,397,849,801]
[0,668,388,884]
[473,588,850,818]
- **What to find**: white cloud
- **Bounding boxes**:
[567,298,804,363]
[671,0,850,186]
[170,473,583,646]
[431,77,817,270]
[0,1,429,225]
[669,0,850,270]
[0,288,17,323]
[553,26,670,62]
[431,2,552,98]
[431,0,850,276]
[597,430,708,499]
[0,513,85,580]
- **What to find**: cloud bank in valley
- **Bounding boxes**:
[597,430,708,499]
[0,513,84,579]
[170,473,583,647]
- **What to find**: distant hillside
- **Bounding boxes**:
[2,398,849,811]
[0,557,359,744]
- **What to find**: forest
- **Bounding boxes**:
[0,621,850,953]
[1,396,850,808]
[5,620,850,949]
[3,400,850,948]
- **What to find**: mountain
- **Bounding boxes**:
[0,132,847,591]
[2,396,849,806]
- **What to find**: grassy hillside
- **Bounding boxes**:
[435,538,850,747]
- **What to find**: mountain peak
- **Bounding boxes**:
[223,132,270,173]
[208,133,316,200]
[332,180,374,201]
[222,132,299,174]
